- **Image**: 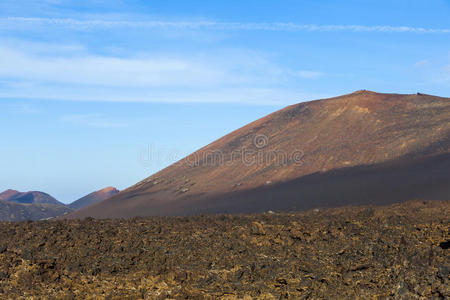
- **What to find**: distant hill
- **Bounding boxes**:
[0,189,71,221]
[0,189,20,201]
[68,187,119,210]
[0,187,120,221]
[0,189,64,206]
[66,91,450,219]
[0,201,72,221]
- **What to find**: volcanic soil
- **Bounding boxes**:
[1,200,449,299]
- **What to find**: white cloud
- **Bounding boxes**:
[0,45,325,104]
[410,55,450,85]
[0,47,224,87]
[291,70,324,79]
[2,17,450,34]
[3,103,40,114]
[0,39,86,56]
[441,65,450,83]
[414,60,430,68]
[1,85,319,105]
[0,46,301,88]
[60,114,128,128]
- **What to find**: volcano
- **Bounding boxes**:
[0,189,63,206]
[68,187,119,210]
[67,91,450,218]
[0,189,71,221]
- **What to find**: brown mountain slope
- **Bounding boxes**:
[67,91,450,218]
[0,189,64,206]
[68,187,119,210]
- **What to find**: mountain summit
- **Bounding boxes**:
[67,91,450,218]
[0,189,71,221]
[0,189,64,206]
[0,187,120,221]
[68,187,119,210]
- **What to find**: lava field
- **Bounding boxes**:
[0,200,448,299]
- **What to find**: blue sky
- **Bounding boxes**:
[1,0,449,203]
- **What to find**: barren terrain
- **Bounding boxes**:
[1,200,449,299]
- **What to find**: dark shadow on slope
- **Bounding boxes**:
[66,152,450,218]
[172,152,450,215]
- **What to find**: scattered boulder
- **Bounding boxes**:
[439,240,450,250]
[438,265,449,279]
[251,222,266,235]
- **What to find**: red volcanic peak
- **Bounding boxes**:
[68,187,120,210]
[0,189,20,201]
[0,189,62,205]
[66,91,450,218]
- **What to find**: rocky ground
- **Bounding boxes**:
[0,200,448,299]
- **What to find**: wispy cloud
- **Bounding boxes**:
[0,46,223,87]
[3,103,40,114]
[60,114,128,128]
[2,17,450,33]
[0,45,324,104]
[2,86,320,106]
[437,64,450,84]
[445,65,450,79]
[290,71,324,79]
[413,60,430,68]
[410,56,450,87]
